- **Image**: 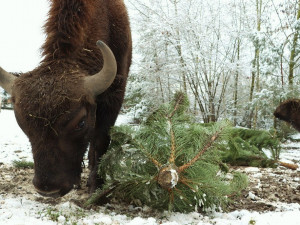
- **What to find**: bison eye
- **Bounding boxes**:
[75,119,86,131]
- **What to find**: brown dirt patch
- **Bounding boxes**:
[0,164,90,206]
[0,163,299,213]
[228,166,300,212]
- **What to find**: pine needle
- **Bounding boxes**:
[178,123,227,173]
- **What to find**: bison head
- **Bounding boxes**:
[0,41,116,197]
[274,99,300,132]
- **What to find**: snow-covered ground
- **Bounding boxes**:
[1,109,300,225]
[0,110,31,164]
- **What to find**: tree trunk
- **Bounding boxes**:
[173,0,187,94]
[248,0,262,129]
[288,0,300,87]
[233,38,240,126]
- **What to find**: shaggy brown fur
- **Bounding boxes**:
[10,0,132,197]
[274,99,300,132]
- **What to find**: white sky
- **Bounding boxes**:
[0,0,49,72]
[0,0,136,74]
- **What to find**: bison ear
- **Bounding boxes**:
[0,67,16,95]
[84,41,117,97]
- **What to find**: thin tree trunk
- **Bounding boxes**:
[157,76,165,103]
[173,0,187,94]
[248,0,262,129]
[187,76,209,123]
[288,0,300,87]
[234,38,240,126]
[154,51,165,103]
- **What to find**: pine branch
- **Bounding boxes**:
[84,184,118,207]
[145,151,162,168]
[168,92,184,163]
[168,189,175,211]
[132,138,162,168]
[180,178,197,193]
[178,128,223,173]
[168,93,184,119]
[111,127,162,168]
[173,187,189,204]
[169,120,176,164]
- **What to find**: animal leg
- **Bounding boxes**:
[88,132,110,193]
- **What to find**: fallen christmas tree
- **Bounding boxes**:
[86,92,248,212]
[220,128,280,168]
[219,126,298,170]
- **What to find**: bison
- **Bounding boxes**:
[0,0,132,197]
[274,99,300,132]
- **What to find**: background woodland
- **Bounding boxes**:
[124,0,300,132]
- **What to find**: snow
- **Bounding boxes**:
[170,169,179,188]
[1,196,299,225]
[1,109,300,225]
[0,110,31,165]
[290,133,300,140]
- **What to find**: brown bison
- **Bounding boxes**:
[0,0,132,197]
[274,99,300,132]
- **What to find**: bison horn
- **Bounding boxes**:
[84,41,117,96]
[0,67,16,95]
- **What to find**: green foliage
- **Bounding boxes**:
[220,128,281,167]
[45,207,60,222]
[38,206,87,224]
[249,219,257,225]
[13,160,34,169]
[274,120,297,141]
[90,92,248,212]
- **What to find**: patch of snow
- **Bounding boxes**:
[57,215,66,224]
[116,114,133,126]
[0,110,32,164]
[243,167,261,173]
[252,173,262,178]
[289,133,300,140]
[2,196,299,225]
[248,191,258,200]
[0,197,55,225]
[170,169,179,188]
[280,138,300,171]
[93,216,112,224]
